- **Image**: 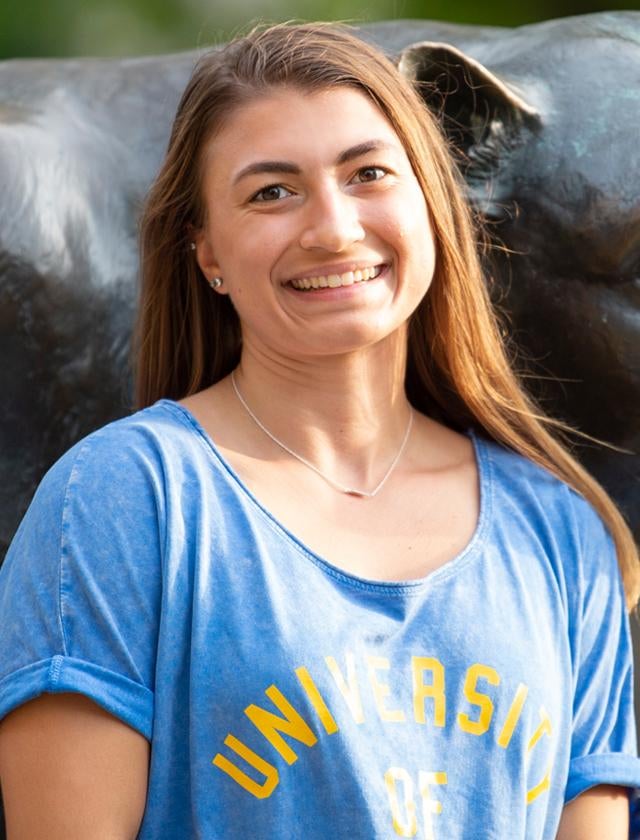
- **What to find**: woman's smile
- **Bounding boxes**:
[285,263,386,291]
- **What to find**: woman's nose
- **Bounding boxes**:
[299,188,365,252]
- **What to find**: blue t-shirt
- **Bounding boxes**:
[1,400,639,839]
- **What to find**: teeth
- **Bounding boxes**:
[289,265,382,291]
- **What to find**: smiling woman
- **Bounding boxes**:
[0,22,639,840]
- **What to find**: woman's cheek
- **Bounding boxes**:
[388,186,429,234]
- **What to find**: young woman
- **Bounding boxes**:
[0,23,638,840]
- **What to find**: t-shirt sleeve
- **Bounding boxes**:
[0,426,164,740]
[564,494,640,802]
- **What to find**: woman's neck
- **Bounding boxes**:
[231,332,412,490]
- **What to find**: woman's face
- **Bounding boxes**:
[195,85,436,361]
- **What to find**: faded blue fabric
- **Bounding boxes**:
[1,400,639,839]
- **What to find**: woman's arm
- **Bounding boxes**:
[0,693,149,840]
[556,785,629,839]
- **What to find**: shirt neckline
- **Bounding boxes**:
[156,399,494,595]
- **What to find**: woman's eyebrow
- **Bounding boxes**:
[232,139,397,186]
[233,160,301,185]
[335,139,396,165]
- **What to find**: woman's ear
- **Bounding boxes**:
[189,227,228,294]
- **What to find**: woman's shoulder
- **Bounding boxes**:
[81,398,204,451]
[6,400,217,580]
[30,400,212,519]
[51,400,205,472]
[475,430,576,503]
[474,431,616,575]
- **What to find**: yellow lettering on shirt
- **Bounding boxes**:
[295,666,339,734]
[212,734,279,799]
[384,766,418,837]
[412,657,445,727]
[497,683,529,748]
[367,656,406,723]
[245,684,317,765]
[527,765,552,805]
[325,652,365,723]
[527,707,552,754]
[213,650,553,807]
[457,663,500,736]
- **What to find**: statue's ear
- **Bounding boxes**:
[398,42,541,217]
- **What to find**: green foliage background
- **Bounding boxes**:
[1,0,639,58]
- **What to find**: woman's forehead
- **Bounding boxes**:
[200,86,407,184]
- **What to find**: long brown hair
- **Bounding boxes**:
[135,22,639,608]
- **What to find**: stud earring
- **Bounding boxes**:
[189,242,196,251]
[209,277,223,290]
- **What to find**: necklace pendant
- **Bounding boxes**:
[345,488,367,498]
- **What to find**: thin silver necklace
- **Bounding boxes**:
[231,370,413,498]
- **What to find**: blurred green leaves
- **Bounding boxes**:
[1,0,638,58]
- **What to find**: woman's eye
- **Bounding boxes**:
[353,166,387,183]
[251,184,291,203]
